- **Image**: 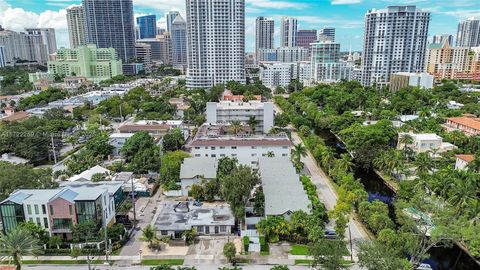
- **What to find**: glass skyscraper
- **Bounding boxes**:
[136,15,157,39]
[82,0,136,62]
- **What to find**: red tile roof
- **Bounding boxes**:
[1,111,30,122]
[456,154,475,163]
[447,117,480,131]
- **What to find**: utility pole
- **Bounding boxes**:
[104,210,109,263]
[50,134,57,163]
[131,175,137,226]
[348,224,353,262]
[119,104,123,120]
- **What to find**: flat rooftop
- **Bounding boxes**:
[154,201,234,231]
[190,124,292,147]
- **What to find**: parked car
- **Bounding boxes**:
[324,229,338,239]
[416,263,433,270]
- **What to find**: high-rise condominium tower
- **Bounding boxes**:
[171,14,187,69]
[281,17,297,47]
[319,27,335,42]
[256,17,274,59]
[82,0,135,62]
[166,11,180,33]
[432,34,453,45]
[456,18,480,47]
[137,15,157,39]
[186,0,245,89]
[361,5,430,87]
[66,6,86,48]
[25,28,57,55]
[296,30,317,50]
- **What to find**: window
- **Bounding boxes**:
[220,154,225,157]
[42,205,46,215]
[231,146,237,149]
[29,217,34,223]
[69,205,73,215]
[231,154,237,157]
[251,153,256,157]
[220,225,227,232]
[49,205,54,215]
[282,153,288,157]
[27,205,32,215]
[211,154,216,157]
[44,218,49,228]
[251,146,256,149]
[211,147,216,150]
[34,205,39,215]
[36,217,41,226]
[53,218,73,230]
[220,146,225,149]
[197,226,204,233]
[195,147,200,149]
[195,154,200,157]
[161,230,168,235]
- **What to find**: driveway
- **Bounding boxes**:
[184,236,235,265]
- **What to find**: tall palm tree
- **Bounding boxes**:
[247,116,258,133]
[448,178,477,210]
[320,147,335,172]
[266,151,275,158]
[399,133,414,160]
[0,228,42,270]
[413,152,434,177]
[140,224,156,246]
[337,153,353,172]
[229,120,243,135]
[292,144,307,164]
[467,152,480,173]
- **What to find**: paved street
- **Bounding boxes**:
[274,104,370,258]
[120,189,163,256]
[22,264,362,270]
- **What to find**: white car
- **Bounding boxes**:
[416,263,433,270]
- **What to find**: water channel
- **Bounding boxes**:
[315,129,479,270]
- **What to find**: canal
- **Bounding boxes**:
[315,129,479,270]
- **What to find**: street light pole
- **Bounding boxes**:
[348,223,353,262]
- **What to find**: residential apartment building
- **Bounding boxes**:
[0,46,5,67]
[171,15,187,70]
[296,30,318,51]
[188,124,292,166]
[0,27,48,64]
[206,100,274,133]
[255,17,274,60]
[137,35,171,64]
[185,0,245,88]
[425,38,478,81]
[280,17,297,47]
[82,0,136,62]
[165,11,180,33]
[257,47,309,62]
[136,15,157,39]
[444,116,480,136]
[0,186,117,239]
[456,18,480,48]
[455,154,475,170]
[25,28,57,55]
[361,6,430,87]
[259,61,311,89]
[109,133,135,156]
[66,6,87,48]
[432,34,453,46]
[311,41,353,82]
[180,157,218,196]
[390,72,434,92]
[47,44,122,83]
[319,27,335,42]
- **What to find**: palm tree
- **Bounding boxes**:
[399,133,414,160]
[247,116,258,133]
[337,153,353,172]
[0,228,42,270]
[448,178,477,210]
[320,147,335,172]
[229,120,243,135]
[140,224,156,246]
[266,151,275,158]
[373,149,403,178]
[291,144,307,163]
[467,152,480,173]
[413,152,433,177]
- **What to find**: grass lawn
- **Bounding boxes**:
[260,251,270,256]
[294,259,313,265]
[290,244,309,255]
[141,259,184,266]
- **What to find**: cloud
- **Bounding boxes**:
[246,0,308,10]
[0,3,70,48]
[132,0,185,14]
[440,9,480,19]
[331,0,362,4]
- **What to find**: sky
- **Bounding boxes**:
[0,0,479,52]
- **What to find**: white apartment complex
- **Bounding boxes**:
[259,61,311,89]
[257,47,309,62]
[185,0,245,88]
[206,100,274,133]
[397,132,455,154]
[66,6,87,48]
[390,72,434,91]
[310,41,354,83]
[361,6,430,87]
[281,17,297,47]
[188,124,292,166]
